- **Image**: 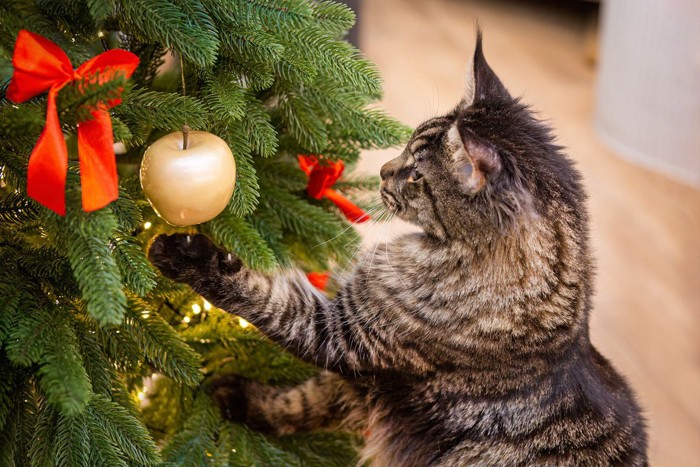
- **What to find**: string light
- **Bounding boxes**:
[183,316,191,324]
[137,391,146,401]
[143,221,152,229]
[203,300,212,311]
[192,303,201,314]
[238,317,250,328]
[143,312,150,318]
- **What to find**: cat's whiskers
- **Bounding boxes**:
[333,207,391,285]
[354,215,395,334]
[310,203,386,250]
[363,210,393,285]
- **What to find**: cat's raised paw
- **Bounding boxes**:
[148,233,235,282]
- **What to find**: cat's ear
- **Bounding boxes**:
[461,30,511,108]
[446,122,500,194]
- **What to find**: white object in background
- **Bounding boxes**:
[595,0,700,187]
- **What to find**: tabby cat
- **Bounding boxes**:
[149,32,648,466]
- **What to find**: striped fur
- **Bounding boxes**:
[149,31,647,466]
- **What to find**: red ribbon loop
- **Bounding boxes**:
[7,30,139,215]
[298,155,370,223]
[306,272,330,291]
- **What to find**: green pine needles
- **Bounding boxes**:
[0,0,410,465]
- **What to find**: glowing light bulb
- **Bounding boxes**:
[203,300,212,311]
[137,391,146,401]
[183,316,191,324]
[192,303,201,314]
[238,317,250,328]
[98,31,105,38]
[143,312,150,319]
[143,221,152,229]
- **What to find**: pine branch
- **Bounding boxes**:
[117,89,209,136]
[89,394,162,466]
[0,150,29,191]
[0,355,17,429]
[220,123,261,217]
[0,276,25,346]
[160,393,223,466]
[75,320,114,396]
[111,116,135,148]
[241,92,278,158]
[1,377,37,466]
[29,400,58,467]
[203,74,247,124]
[228,424,300,466]
[248,208,292,266]
[87,413,130,467]
[202,213,277,271]
[53,410,92,467]
[6,306,92,416]
[261,184,343,243]
[109,188,144,233]
[139,375,192,443]
[312,0,355,35]
[118,0,218,68]
[122,296,202,387]
[44,204,127,326]
[272,431,361,467]
[86,0,116,22]
[58,74,130,126]
[218,56,275,92]
[113,235,157,296]
[275,83,328,152]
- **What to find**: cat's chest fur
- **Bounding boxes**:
[354,371,531,467]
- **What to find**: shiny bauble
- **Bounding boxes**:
[140,129,236,226]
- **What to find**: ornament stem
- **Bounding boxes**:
[181,124,191,150]
[179,53,190,149]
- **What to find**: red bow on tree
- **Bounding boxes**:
[298,155,369,223]
[306,272,330,291]
[6,30,139,215]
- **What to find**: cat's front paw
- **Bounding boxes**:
[208,373,250,423]
[148,233,241,283]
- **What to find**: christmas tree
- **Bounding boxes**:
[0,1,409,464]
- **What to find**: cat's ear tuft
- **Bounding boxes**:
[447,122,500,194]
[461,29,511,107]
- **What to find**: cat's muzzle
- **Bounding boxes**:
[380,187,399,212]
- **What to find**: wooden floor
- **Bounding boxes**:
[355,1,700,465]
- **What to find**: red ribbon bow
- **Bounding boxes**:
[6,30,139,215]
[298,155,369,223]
[306,272,330,291]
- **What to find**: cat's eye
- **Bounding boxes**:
[414,149,429,163]
[408,166,423,182]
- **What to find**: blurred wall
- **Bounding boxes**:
[595,0,700,187]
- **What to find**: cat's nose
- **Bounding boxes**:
[380,162,395,180]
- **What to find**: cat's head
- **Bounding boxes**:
[380,31,583,241]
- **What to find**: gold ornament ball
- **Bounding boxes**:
[140,128,236,226]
